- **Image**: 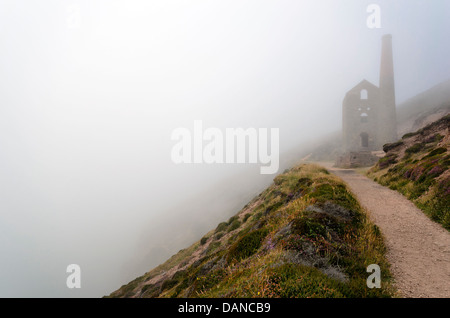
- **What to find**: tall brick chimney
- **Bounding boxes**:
[379,34,398,144]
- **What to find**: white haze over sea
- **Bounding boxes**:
[0,0,449,297]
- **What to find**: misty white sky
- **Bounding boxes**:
[0,0,449,297]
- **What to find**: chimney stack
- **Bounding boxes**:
[379,34,398,143]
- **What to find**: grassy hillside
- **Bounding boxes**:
[367,114,450,230]
[109,164,394,298]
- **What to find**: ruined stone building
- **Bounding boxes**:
[337,35,398,168]
[342,34,398,153]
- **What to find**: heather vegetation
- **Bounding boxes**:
[109,164,394,298]
[368,115,449,230]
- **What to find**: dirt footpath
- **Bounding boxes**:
[325,164,450,298]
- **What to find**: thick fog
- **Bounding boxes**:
[0,0,449,297]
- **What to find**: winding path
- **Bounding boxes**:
[324,164,450,298]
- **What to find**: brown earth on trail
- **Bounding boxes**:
[324,163,450,298]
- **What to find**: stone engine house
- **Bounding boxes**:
[342,34,398,153]
[342,80,381,151]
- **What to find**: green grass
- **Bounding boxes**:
[368,120,449,230]
[369,154,449,230]
[227,228,269,262]
[227,219,241,232]
[109,164,395,298]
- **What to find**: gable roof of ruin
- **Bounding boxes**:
[348,79,379,93]
[343,79,380,102]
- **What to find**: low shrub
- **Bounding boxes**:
[402,131,420,139]
[423,147,446,159]
[215,222,228,233]
[405,142,425,154]
[227,219,241,232]
[383,141,404,153]
[378,154,398,169]
[227,228,269,262]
